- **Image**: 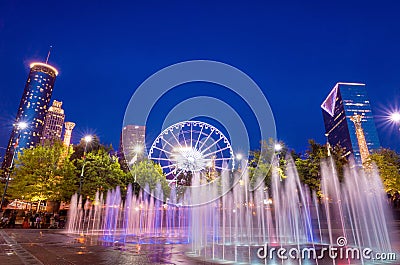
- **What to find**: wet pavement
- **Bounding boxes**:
[0,210,399,265]
[0,229,208,265]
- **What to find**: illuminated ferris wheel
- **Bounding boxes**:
[148,121,234,185]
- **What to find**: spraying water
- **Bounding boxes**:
[66,157,395,264]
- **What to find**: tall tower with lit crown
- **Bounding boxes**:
[63,122,76,147]
[2,61,58,171]
[350,114,370,166]
[41,100,65,143]
[321,82,380,165]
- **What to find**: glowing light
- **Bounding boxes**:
[84,135,92,143]
[134,145,143,153]
[30,62,59,76]
[236,153,243,160]
[171,146,206,172]
[390,112,400,123]
[17,122,28,130]
[263,198,273,205]
[274,143,282,152]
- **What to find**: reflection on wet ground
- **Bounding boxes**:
[0,229,210,265]
[0,216,399,265]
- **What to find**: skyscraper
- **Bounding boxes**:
[63,122,76,148]
[119,125,146,166]
[321,82,381,164]
[41,100,65,144]
[2,62,58,170]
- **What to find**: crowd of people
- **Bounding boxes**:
[0,210,66,229]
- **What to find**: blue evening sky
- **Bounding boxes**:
[0,1,399,156]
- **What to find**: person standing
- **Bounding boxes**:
[8,212,16,228]
[22,216,30,229]
[35,215,41,229]
[30,215,35,228]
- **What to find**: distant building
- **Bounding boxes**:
[119,125,146,166]
[2,62,58,170]
[63,121,76,148]
[321,82,381,164]
[41,100,65,144]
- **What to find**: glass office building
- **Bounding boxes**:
[41,100,65,144]
[119,125,146,166]
[321,82,381,164]
[2,62,58,171]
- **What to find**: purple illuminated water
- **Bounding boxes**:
[66,157,395,264]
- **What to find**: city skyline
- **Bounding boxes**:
[1,1,400,158]
[321,82,381,165]
[1,61,58,170]
[41,100,65,144]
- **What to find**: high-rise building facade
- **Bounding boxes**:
[119,125,146,166]
[2,62,58,170]
[41,100,65,143]
[63,121,76,148]
[321,82,381,164]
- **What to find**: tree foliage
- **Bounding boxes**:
[367,148,400,198]
[127,159,170,198]
[70,135,105,161]
[295,139,347,195]
[10,140,76,203]
[8,135,400,207]
[76,148,126,200]
[248,139,288,190]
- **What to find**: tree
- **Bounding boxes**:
[76,148,127,200]
[295,139,347,196]
[127,159,170,199]
[10,140,77,205]
[367,148,400,200]
[70,135,105,162]
[248,139,287,190]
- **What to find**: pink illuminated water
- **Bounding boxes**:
[66,157,395,264]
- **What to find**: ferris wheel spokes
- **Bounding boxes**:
[149,121,234,185]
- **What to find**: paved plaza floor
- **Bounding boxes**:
[0,229,208,265]
[0,211,399,265]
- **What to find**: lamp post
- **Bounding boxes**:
[274,143,283,181]
[274,143,283,163]
[0,122,28,212]
[78,135,92,198]
[235,153,243,171]
[131,144,143,194]
[390,112,400,125]
[274,143,282,153]
[325,133,332,157]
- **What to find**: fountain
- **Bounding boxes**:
[66,157,396,264]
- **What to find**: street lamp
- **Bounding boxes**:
[134,144,143,154]
[390,112,400,124]
[0,121,28,212]
[235,153,245,172]
[78,135,92,198]
[274,142,283,181]
[274,143,282,152]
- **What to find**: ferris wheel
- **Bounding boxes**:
[148,121,235,185]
